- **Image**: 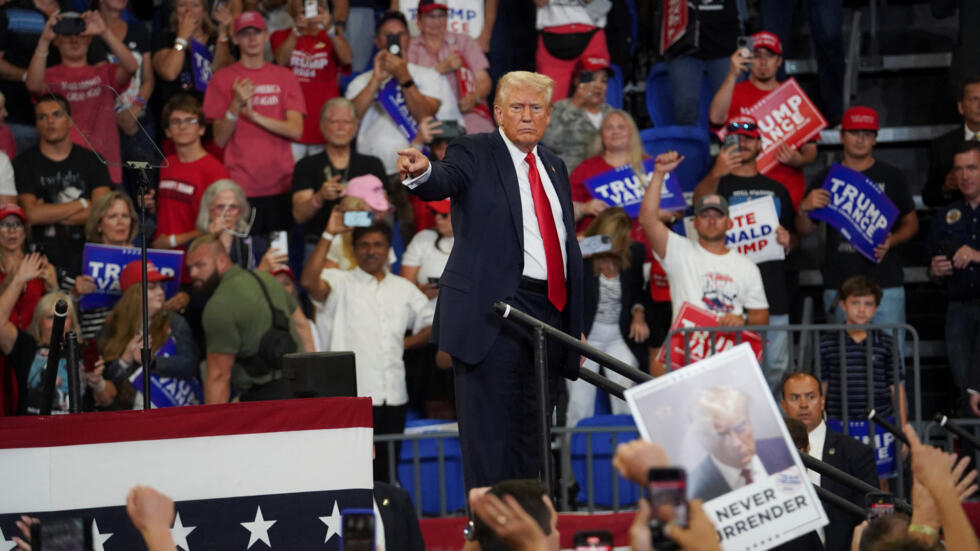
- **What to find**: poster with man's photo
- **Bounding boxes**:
[625,344,827,551]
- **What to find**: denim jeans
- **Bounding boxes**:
[761,313,790,393]
[824,285,906,360]
[666,56,731,126]
[945,300,980,392]
[346,7,380,73]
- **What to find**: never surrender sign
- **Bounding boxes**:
[743,79,827,174]
[809,164,899,262]
[584,159,686,217]
[81,244,184,309]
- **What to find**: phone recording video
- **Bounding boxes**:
[386,33,401,55]
[304,0,318,18]
[573,530,613,551]
[723,132,740,154]
[736,36,753,55]
[865,492,895,520]
[30,516,94,551]
[53,13,86,35]
[648,467,687,551]
[343,211,374,227]
[341,509,375,551]
[81,339,100,373]
[579,234,613,257]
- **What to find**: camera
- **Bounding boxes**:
[53,13,86,35]
[648,467,687,551]
[386,34,401,56]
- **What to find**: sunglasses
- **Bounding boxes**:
[726,122,758,132]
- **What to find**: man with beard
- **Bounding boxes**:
[639,151,769,327]
[186,233,314,403]
[302,212,431,482]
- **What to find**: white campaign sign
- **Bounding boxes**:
[683,196,785,264]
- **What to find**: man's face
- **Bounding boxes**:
[234,26,268,57]
[164,109,205,146]
[841,129,876,159]
[53,33,92,62]
[375,19,408,57]
[953,149,980,202]
[781,375,825,432]
[737,135,762,161]
[958,83,980,127]
[418,9,448,37]
[35,100,72,144]
[354,231,390,275]
[693,209,731,242]
[321,105,356,147]
[750,48,781,82]
[187,246,222,296]
[494,87,552,152]
[702,408,756,469]
[840,293,878,326]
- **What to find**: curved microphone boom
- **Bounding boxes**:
[39,299,69,415]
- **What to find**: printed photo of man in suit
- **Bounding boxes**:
[689,386,795,502]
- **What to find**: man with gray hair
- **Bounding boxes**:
[396,71,584,491]
[689,386,794,502]
[291,97,387,255]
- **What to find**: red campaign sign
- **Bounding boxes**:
[659,0,688,54]
[656,302,764,369]
[744,78,828,175]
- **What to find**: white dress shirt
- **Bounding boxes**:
[319,267,433,406]
[711,454,766,492]
[965,123,979,141]
[402,127,568,280]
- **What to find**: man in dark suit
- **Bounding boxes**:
[781,372,878,551]
[923,74,980,207]
[396,71,584,491]
[688,386,795,502]
[373,481,425,551]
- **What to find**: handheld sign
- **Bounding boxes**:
[825,418,898,478]
[401,0,485,39]
[627,344,828,550]
[584,159,686,218]
[655,302,764,369]
[80,244,184,309]
[808,164,899,263]
[740,79,827,175]
[682,197,784,263]
[659,0,689,54]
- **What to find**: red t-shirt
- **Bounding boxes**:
[202,62,306,197]
[269,29,346,145]
[727,80,805,208]
[43,63,131,185]
[155,152,229,240]
[0,126,15,159]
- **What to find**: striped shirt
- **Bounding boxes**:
[818,331,902,418]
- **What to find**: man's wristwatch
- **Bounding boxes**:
[400,79,415,89]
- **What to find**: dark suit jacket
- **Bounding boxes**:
[689,437,795,502]
[409,130,585,377]
[374,481,425,551]
[924,126,965,207]
[819,426,878,551]
[583,241,649,371]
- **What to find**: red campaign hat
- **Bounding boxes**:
[841,106,879,131]
[271,265,296,282]
[234,11,267,34]
[726,114,760,138]
[427,199,450,214]
[0,204,27,224]
[750,31,782,55]
[577,56,614,78]
[119,260,173,293]
[417,0,449,15]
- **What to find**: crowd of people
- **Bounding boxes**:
[0,0,979,546]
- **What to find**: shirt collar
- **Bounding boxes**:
[966,124,978,141]
[353,265,387,283]
[498,127,539,167]
[710,454,765,490]
[808,420,827,461]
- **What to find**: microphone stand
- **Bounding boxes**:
[935,413,980,450]
[128,161,152,409]
[64,331,81,413]
[39,299,68,415]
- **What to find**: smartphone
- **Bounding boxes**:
[81,339,100,373]
[427,277,440,285]
[269,230,289,255]
[304,0,318,18]
[865,492,895,520]
[648,467,687,551]
[344,211,374,227]
[436,119,464,140]
[578,70,595,84]
[386,33,401,55]
[573,530,613,551]
[579,234,612,257]
[53,13,86,35]
[723,132,740,153]
[341,509,375,551]
[30,517,94,551]
[736,35,753,54]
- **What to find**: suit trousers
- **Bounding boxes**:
[453,286,564,491]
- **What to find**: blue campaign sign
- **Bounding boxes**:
[809,164,899,262]
[584,159,687,218]
[826,418,897,478]
[130,368,204,409]
[80,244,184,310]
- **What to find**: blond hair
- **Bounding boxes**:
[592,110,646,182]
[493,71,555,108]
[583,207,632,273]
[85,191,138,244]
[29,292,81,347]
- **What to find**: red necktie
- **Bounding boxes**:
[525,152,566,311]
[740,468,754,485]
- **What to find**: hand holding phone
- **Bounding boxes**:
[865,492,895,520]
[343,211,374,228]
[341,509,375,551]
[574,530,613,550]
[81,339,101,373]
[648,467,687,551]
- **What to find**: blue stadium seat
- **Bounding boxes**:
[606,64,625,110]
[639,127,712,194]
[570,414,641,507]
[397,419,466,515]
[645,62,713,129]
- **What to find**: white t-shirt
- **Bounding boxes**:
[536,0,607,29]
[655,231,768,322]
[402,228,453,319]
[345,63,457,174]
[0,152,14,196]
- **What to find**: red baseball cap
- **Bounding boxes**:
[119,260,172,293]
[578,56,614,78]
[234,11,267,34]
[417,0,449,15]
[841,106,879,131]
[0,204,27,224]
[271,265,296,282]
[750,31,782,55]
[427,199,450,214]
[726,114,760,138]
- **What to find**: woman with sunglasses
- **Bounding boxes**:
[195,179,283,272]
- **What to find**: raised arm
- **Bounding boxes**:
[299,207,347,302]
[709,50,751,126]
[0,254,46,355]
[638,152,684,259]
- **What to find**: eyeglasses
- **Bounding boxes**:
[168,117,199,127]
[726,122,758,133]
[210,203,242,212]
[0,221,23,230]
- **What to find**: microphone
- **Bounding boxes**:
[39,299,69,415]
[867,409,910,447]
[935,413,980,450]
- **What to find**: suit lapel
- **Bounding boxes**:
[490,131,525,251]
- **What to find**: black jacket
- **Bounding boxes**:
[819,426,879,551]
